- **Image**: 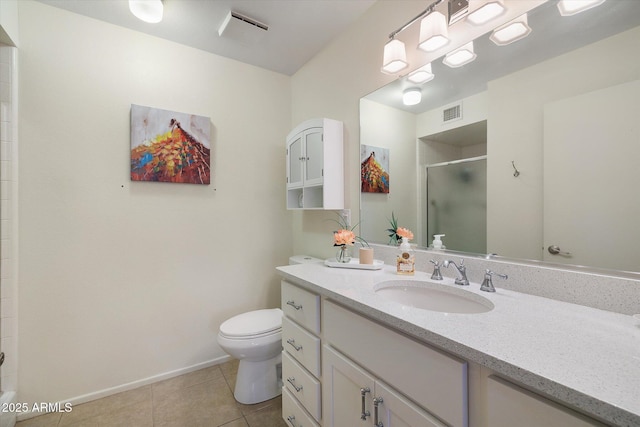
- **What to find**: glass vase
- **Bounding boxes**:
[336,245,352,263]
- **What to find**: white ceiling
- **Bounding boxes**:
[36,0,376,76]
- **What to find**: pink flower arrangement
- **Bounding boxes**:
[396,227,414,241]
[333,229,356,246]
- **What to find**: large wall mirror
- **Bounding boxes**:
[360,0,640,275]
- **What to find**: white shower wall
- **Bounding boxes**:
[0,44,18,398]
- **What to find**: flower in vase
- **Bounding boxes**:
[397,227,414,241]
[333,229,356,246]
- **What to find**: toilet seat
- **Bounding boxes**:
[219,308,282,339]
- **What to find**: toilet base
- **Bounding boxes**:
[233,352,283,405]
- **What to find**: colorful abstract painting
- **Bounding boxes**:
[130,105,211,184]
[361,145,389,193]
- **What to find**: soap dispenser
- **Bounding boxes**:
[397,237,415,275]
[432,234,446,250]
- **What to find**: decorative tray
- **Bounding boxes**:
[324,258,384,270]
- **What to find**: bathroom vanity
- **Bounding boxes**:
[277,260,640,427]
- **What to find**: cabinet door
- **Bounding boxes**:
[375,381,446,427]
[323,345,375,427]
[304,128,324,185]
[287,134,303,187]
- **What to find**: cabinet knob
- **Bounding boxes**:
[286,300,302,310]
[287,377,303,392]
[286,338,303,352]
[374,397,384,427]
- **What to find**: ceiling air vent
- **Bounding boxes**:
[218,11,268,44]
[442,103,462,123]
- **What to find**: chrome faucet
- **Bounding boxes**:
[443,259,469,286]
[480,269,508,292]
[429,260,443,280]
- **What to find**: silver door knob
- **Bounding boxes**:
[548,245,571,256]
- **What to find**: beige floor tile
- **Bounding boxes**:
[237,395,282,417]
[153,376,242,427]
[15,412,62,427]
[59,386,152,426]
[244,398,287,427]
[152,365,225,400]
[220,359,238,392]
[61,399,153,427]
[218,418,249,427]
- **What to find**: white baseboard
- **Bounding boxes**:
[16,355,232,421]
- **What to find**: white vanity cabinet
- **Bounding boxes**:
[323,345,445,427]
[483,375,607,427]
[286,118,343,210]
[323,300,468,427]
[281,281,322,425]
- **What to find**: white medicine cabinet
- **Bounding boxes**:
[286,118,344,210]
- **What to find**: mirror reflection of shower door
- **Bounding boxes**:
[426,158,487,253]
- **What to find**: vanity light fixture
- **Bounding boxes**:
[407,63,435,84]
[466,0,505,25]
[557,0,606,16]
[490,13,531,46]
[418,10,450,52]
[403,88,422,106]
[129,0,163,23]
[443,41,477,68]
[381,38,409,74]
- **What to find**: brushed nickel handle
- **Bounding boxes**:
[286,338,302,351]
[374,397,384,427]
[286,300,302,310]
[287,377,303,392]
[286,415,299,427]
[360,387,371,420]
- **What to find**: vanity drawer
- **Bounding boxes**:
[282,316,321,377]
[283,388,321,427]
[283,351,322,422]
[281,281,320,334]
[323,300,468,427]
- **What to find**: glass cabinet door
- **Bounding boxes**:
[304,128,323,184]
[287,135,303,187]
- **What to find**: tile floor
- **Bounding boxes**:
[15,359,287,427]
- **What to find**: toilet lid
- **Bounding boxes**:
[220,308,283,338]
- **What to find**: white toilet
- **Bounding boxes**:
[217,255,321,404]
[217,308,283,404]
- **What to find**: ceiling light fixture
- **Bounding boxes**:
[443,41,477,68]
[418,10,450,52]
[129,0,163,23]
[466,0,505,25]
[407,63,435,84]
[557,0,606,16]
[381,39,409,74]
[490,13,531,46]
[403,88,422,106]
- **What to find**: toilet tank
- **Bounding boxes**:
[289,255,322,265]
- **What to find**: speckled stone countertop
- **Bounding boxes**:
[276,262,640,427]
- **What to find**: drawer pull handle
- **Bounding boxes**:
[286,338,303,351]
[287,377,303,392]
[286,415,300,427]
[360,387,371,420]
[374,397,384,427]
[286,300,303,310]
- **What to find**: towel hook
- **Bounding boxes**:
[511,161,520,177]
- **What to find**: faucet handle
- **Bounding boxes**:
[480,269,508,292]
[430,260,443,280]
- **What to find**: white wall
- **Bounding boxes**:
[487,26,640,260]
[17,1,291,406]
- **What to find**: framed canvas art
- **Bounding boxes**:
[361,145,389,193]
[130,105,211,184]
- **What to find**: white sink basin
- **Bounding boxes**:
[374,280,494,314]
